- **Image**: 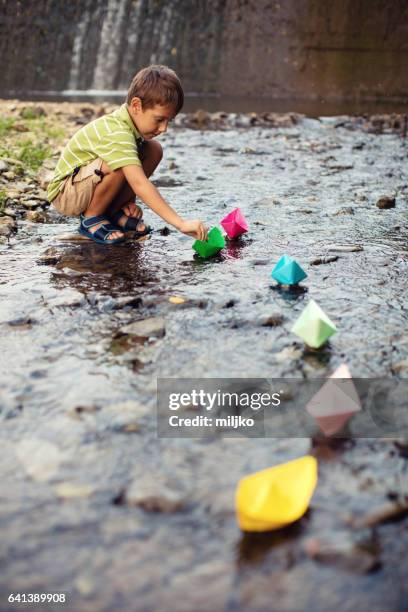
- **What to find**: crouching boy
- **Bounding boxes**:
[47,65,207,245]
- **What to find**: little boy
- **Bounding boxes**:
[47,65,207,245]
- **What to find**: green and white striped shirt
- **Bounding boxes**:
[47,104,143,202]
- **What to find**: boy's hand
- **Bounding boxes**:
[179,219,208,241]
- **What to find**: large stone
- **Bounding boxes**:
[305,532,380,573]
[120,473,185,513]
[120,317,166,339]
[25,210,48,223]
[376,195,396,209]
[0,216,16,237]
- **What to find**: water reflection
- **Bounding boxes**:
[49,240,158,295]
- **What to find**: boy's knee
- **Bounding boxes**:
[145,140,163,163]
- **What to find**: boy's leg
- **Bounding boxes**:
[107,141,163,229]
[83,140,163,238]
[83,164,127,240]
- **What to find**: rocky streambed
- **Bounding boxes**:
[0,101,407,611]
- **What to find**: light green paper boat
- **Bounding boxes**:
[291,299,337,348]
[192,226,226,258]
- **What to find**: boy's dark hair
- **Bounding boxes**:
[127,65,184,113]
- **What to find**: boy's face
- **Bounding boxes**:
[128,97,176,140]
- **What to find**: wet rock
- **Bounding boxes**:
[260,313,284,327]
[22,199,43,209]
[117,473,185,512]
[376,195,396,209]
[275,346,303,362]
[16,181,32,192]
[348,500,408,529]
[47,289,85,308]
[333,207,354,216]
[37,247,61,266]
[305,532,381,573]
[111,296,143,310]
[25,210,48,223]
[0,160,9,172]
[326,163,354,172]
[0,216,16,236]
[192,109,211,128]
[327,244,364,252]
[54,482,95,499]
[120,317,166,339]
[310,255,339,266]
[68,404,100,420]
[3,207,17,218]
[153,176,183,188]
[168,560,232,609]
[7,315,34,329]
[239,146,256,154]
[16,439,62,482]
[37,167,55,190]
[394,439,408,458]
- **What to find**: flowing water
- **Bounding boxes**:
[0,117,407,610]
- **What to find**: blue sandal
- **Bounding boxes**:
[109,209,152,238]
[79,214,125,245]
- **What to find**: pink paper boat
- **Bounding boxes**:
[306,364,361,436]
[221,207,249,238]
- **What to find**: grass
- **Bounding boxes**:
[0,116,15,137]
[0,189,7,214]
[0,140,52,172]
[0,110,66,176]
[18,140,52,171]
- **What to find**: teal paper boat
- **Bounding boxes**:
[193,227,226,259]
[271,254,307,285]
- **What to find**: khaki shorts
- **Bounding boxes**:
[52,158,104,217]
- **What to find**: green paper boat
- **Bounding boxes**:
[291,299,337,348]
[192,227,226,258]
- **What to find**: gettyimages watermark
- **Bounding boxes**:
[157,378,408,438]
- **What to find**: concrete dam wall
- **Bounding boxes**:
[0,0,407,101]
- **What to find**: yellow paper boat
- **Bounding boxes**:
[235,455,318,531]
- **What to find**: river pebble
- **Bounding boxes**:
[120,317,166,339]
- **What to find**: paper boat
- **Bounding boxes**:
[271,254,307,285]
[306,364,361,436]
[192,226,226,258]
[221,207,249,238]
[236,455,318,532]
[291,299,337,348]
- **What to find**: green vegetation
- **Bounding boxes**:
[0,189,7,214]
[0,116,15,137]
[0,107,68,178]
[17,140,52,171]
[20,107,43,120]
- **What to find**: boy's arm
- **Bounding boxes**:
[123,165,207,241]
